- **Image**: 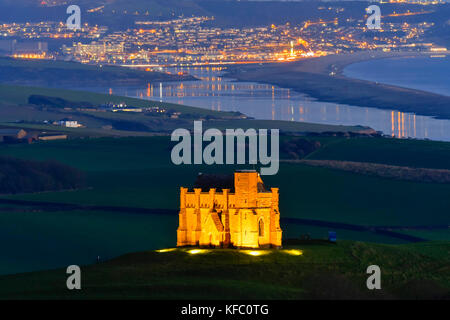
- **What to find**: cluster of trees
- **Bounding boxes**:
[0,156,86,194]
[280,138,321,159]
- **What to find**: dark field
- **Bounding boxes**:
[1,0,449,302]
[0,135,449,233]
[0,241,448,299]
[0,106,449,298]
[306,137,450,169]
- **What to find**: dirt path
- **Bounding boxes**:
[282,159,450,184]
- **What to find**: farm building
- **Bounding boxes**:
[0,129,27,143]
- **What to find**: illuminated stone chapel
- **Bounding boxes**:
[177,170,282,248]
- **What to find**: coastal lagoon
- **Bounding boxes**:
[80,64,450,141]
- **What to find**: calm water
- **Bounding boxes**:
[344,56,450,97]
[83,64,450,141]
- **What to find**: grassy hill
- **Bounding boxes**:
[0,134,449,283]
[305,137,450,170]
[0,135,448,240]
[0,58,194,87]
[0,240,448,299]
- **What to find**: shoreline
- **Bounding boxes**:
[0,83,375,136]
[0,57,198,88]
[224,51,450,120]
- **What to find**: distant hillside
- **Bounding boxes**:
[426,11,450,47]
[0,156,86,194]
[0,58,194,87]
[3,0,448,30]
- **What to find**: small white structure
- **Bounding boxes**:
[56,120,82,128]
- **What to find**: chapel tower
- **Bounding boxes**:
[176,170,282,248]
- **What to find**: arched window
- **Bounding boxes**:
[258,219,264,237]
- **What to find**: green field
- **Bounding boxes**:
[0,134,449,288]
[0,241,448,299]
[0,135,449,229]
[0,209,176,275]
[306,137,450,170]
[395,229,450,241]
